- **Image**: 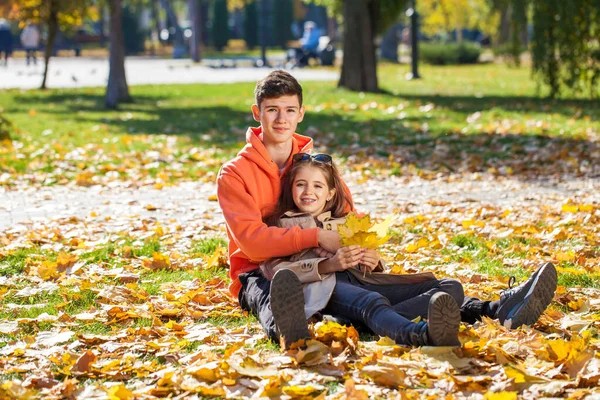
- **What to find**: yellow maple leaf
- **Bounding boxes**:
[370,215,395,237]
[338,212,372,239]
[56,252,77,269]
[338,212,393,249]
[203,246,228,269]
[142,252,171,270]
[107,384,134,400]
[37,260,59,280]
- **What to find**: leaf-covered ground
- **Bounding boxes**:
[1,63,599,399]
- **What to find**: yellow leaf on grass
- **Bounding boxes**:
[203,246,228,269]
[142,252,171,270]
[484,392,517,400]
[556,251,576,262]
[561,204,579,213]
[462,219,485,229]
[504,366,526,383]
[37,260,59,280]
[405,237,429,253]
[107,384,134,400]
[187,361,221,383]
[57,252,78,269]
[362,362,406,388]
[282,385,323,398]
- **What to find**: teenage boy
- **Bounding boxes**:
[217,70,350,347]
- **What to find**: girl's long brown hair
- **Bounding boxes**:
[264,158,348,227]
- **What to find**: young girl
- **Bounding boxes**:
[261,153,463,347]
[262,153,558,347]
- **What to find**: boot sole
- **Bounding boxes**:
[270,269,310,348]
[504,262,557,329]
[427,292,461,346]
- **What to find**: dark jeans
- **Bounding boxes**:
[238,269,278,341]
[323,272,429,345]
[238,268,498,343]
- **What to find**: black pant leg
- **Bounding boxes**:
[238,269,277,341]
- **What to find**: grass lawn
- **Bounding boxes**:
[0,62,599,397]
[1,62,597,187]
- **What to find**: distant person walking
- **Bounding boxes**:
[21,23,40,66]
[0,19,13,67]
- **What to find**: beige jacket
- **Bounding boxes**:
[260,211,437,318]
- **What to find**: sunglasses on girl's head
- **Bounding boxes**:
[292,153,333,165]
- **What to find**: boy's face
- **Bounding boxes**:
[252,95,305,147]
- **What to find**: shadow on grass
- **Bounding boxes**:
[9,90,599,181]
[384,91,600,119]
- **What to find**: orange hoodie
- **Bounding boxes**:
[217,126,354,298]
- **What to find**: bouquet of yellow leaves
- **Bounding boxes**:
[338,212,395,249]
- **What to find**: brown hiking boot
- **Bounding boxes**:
[427,292,461,346]
[270,269,310,349]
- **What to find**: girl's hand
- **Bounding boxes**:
[360,248,381,272]
[319,246,363,274]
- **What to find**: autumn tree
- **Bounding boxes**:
[418,0,499,42]
[106,0,132,108]
[3,0,92,89]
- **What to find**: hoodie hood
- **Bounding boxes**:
[238,126,313,177]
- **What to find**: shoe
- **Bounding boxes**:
[427,292,461,346]
[496,262,557,329]
[270,269,310,348]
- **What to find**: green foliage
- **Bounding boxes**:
[272,0,294,49]
[419,0,500,39]
[419,41,481,65]
[122,5,146,55]
[9,0,95,32]
[212,0,229,51]
[531,0,600,98]
[244,0,258,49]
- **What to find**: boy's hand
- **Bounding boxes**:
[314,247,335,258]
[318,229,341,253]
[360,248,381,272]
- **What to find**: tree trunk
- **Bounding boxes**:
[41,0,59,90]
[189,0,202,62]
[498,4,511,45]
[106,0,131,109]
[339,0,378,92]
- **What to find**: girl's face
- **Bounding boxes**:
[292,165,336,217]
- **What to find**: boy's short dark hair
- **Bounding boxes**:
[254,70,303,109]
